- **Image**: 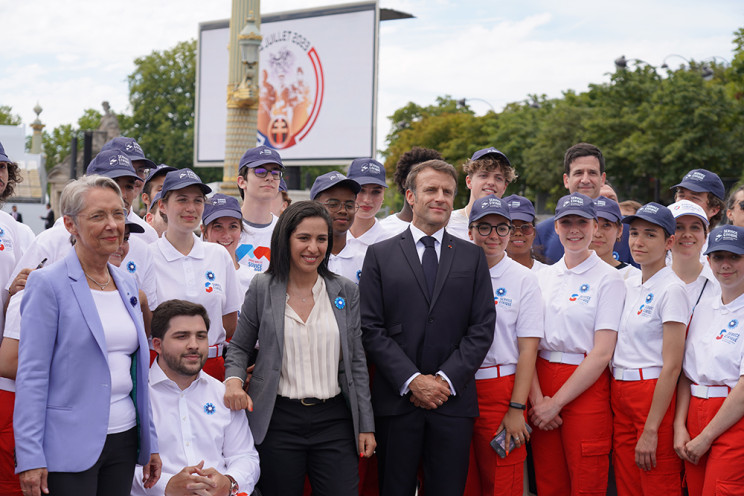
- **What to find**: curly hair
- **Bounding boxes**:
[462,156,517,183]
[0,162,22,203]
[393,147,443,195]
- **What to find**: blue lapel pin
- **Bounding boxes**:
[130,295,138,307]
[334,297,345,310]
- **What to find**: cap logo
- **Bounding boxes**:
[213,198,227,206]
[328,173,342,181]
[108,154,130,167]
[563,197,585,207]
[641,205,659,215]
[124,142,143,154]
[596,199,606,206]
[260,149,273,156]
[180,170,199,180]
[508,200,521,208]
[481,197,502,209]
[685,171,706,182]
[716,229,739,242]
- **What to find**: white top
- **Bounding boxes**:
[91,289,138,434]
[279,276,341,400]
[530,259,548,274]
[347,218,396,248]
[685,261,719,309]
[237,215,277,274]
[150,234,241,345]
[328,241,366,284]
[481,256,544,368]
[617,263,640,281]
[408,223,444,261]
[6,217,70,291]
[0,210,34,333]
[122,236,158,310]
[684,291,744,389]
[612,267,690,370]
[131,360,260,496]
[378,212,410,236]
[0,292,21,392]
[235,263,254,302]
[127,209,158,244]
[539,251,626,354]
[445,208,471,242]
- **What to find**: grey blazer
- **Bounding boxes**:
[225,272,374,445]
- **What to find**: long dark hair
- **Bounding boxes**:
[267,200,335,281]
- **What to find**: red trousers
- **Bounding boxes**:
[610,378,681,496]
[530,359,612,496]
[685,395,744,495]
[464,375,525,496]
[0,390,22,496]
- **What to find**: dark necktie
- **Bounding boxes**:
[421,236,438,298]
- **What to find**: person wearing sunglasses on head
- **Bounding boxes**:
[311,172,365,284]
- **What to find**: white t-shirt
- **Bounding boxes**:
[481,256,544,368]
[236,264,254,303]
[237,215,277,274]
[127,209,158,244]
[684,290,744,389]
[539,252,626,354]
[328,241,366,284]
[446,208,471,242]
[131,361,260,496]
[612,267,690,370]
[91,289,138,434]
[378,212,410,237]
[150,234,241,345]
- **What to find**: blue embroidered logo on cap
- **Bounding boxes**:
[334,297,345,309]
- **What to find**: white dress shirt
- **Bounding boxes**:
[131,360,260,496]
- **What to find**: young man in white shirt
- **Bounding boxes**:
[236,146,284,275]
[131,299,259,496]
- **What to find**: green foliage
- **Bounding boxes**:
[40,108,103,171]
[125,39,196,169]
[382,28,744,211]
[0,105,22,126]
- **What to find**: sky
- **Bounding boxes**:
[1,0,742,158]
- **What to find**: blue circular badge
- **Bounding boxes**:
[334,297,346,310]
[645,293,654,303]
[580,284,590,293]
[127,261,136,273]
[496,287,507,297]
[130,296,138,307]
[729,319,739,329]
[204,403,216,415]
[206,271,215,281]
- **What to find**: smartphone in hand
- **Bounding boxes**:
[490,424,532,459]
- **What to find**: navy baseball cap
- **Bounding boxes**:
[622,202,675,236]
[203,193,242,226]
[279,177,288,192]
[503,194,535,222]
[149,191,162,211]
[239,146,284,172]
[671,169,725,201]
[101,137,156,169]
[125,219,145,234]
[86,150,142,182]
[160,168,212,197]
[0,141,10,163]
[471,147,511,166]
[347,158,387,188]
[705,226,744,255]
[469,194,511,223]
[310,172,361,200]
[144,164,177,190]
[555,193,597,220]
[594,196,622,223]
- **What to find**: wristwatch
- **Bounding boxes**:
[225,474,239,496]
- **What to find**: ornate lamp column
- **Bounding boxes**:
[30,103,45,154]
[221,0,262,196]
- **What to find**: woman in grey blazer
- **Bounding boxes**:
[224,201,375,496]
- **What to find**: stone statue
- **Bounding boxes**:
[99,101,120,141]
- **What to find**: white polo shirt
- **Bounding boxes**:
[481,255,544,368]
[446,208,471,242]
[539,251,626,354]
[127,209,158,244]
[617,263,640,282]
[0,210,34,325]
[123,236,158,310]
[0,292,21,392]
[347,218,396,249]
[328,241,366,284]
[379,212,410,237]
[531,259,548,274]
[684,290,744,389]
[131,360,260,496]
[150,234,241,345]
[613,267,690,370]
[236,215,277,275]
[685,261,719,309]
[6,217,70,287]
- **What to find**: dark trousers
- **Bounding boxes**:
[376,408,474,496]
[257,395,358,496]
[47,427,138,496]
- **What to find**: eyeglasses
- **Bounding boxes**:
[80,209,127,223]
[471,222,513,237]
[513,224,535,235]
[322,200,359,213]
[253,167,283,179]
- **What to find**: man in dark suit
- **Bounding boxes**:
[360,159,495,496]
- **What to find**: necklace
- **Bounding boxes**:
[85,270,111,290]
[287,286,313,303]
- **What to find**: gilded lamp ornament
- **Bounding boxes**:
[228,12,262,108]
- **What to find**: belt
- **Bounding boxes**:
[612,366,662,381]
[279,394,340,407]
[690,384,730,399]
[539,350,585,365]
[207,343,225,359]
[475,364,517,380]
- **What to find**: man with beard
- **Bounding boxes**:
[131,300,259,496]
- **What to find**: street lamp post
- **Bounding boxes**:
[221,0,262,196]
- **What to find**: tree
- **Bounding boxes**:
[40,109,103,171]
[0,105,22,126]
[125,40,196,172]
